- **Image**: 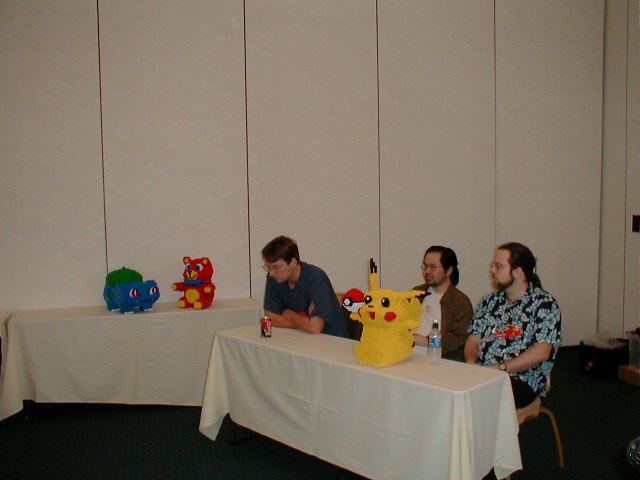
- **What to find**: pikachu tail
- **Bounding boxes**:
[369,258,379,290]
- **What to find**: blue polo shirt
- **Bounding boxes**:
[264,262,348,338]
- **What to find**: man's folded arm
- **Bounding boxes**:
[266,309,325,334]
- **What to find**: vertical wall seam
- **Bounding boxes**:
[597,2,608,332]
[96,0,109,274]
[621,0,631,329]
[493,0,497,248]
[243,0,252,298]
[375,0,382,284]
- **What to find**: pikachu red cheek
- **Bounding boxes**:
[384,312,397,322]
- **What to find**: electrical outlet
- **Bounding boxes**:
[633,215,640,233]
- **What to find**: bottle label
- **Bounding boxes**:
[429,337,442,348]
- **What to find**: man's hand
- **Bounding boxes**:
[270,308,325,334]
[413,333,429,347]
[492,343,553,373]
[464,335,481,364]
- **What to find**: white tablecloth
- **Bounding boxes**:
[0,298,261,421]
[199,326,522,480]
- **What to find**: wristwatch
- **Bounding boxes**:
[499,362,508,372]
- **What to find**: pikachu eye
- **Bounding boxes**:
[381,298,390,307]
[365,296,372,304]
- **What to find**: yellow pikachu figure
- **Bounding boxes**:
[348,259,424,367]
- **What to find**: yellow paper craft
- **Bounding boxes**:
[347,259,423,367]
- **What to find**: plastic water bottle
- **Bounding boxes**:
[428,321,442,364]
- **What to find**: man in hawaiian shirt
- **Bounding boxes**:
[464,242,562,408]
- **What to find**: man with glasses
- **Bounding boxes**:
[412,245,474,361]
[464,242,562,408]
[262,235,348,338]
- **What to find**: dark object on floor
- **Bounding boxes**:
[228,420,258,445]
[579,339,629,377]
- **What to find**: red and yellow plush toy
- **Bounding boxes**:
[346,259,423,367]
[172,256,216,309]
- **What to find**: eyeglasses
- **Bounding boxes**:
[421,264,442,271]
[263,263,284,272]
[490,262,510,271]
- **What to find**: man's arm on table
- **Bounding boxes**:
[465,334,553,372]
[464,334,481,364]
[413,332,429,347]
[265,305,326,335]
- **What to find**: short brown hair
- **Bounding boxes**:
[262,236,300,264]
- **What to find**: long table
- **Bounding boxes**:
[0,298,260,421]
[199,326,522,480]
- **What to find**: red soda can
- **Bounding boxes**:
[260,315,272,337]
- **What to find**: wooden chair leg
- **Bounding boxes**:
[539,407,565,468]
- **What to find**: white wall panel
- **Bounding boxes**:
[599,0,629,336]
[245,1,379,299]
[0,0,105,310]
[624,0,640,332]
[377,0,496,306]
[495,1,605,344]
[99,0,250,301]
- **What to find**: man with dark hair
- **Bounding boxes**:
[464,242,562,408]
[262,235,348,338]
[412,245,473,361]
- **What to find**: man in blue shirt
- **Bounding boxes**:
[262,236,348,338]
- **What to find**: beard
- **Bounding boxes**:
[492,274,514,291]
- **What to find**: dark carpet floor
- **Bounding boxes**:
[0,347,638,480]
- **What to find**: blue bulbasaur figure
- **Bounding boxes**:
[103,267,160,314]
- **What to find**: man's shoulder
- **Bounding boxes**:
[412,283,428,292]
[299,263,335,292]
[479,289,504,304]
[528,286,559,303]
[526,286,561,313]
[445,284,472,302]
[301,262,329,279]
[440,285,473,314]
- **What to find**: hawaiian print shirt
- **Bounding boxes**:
[468,284,562,396]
